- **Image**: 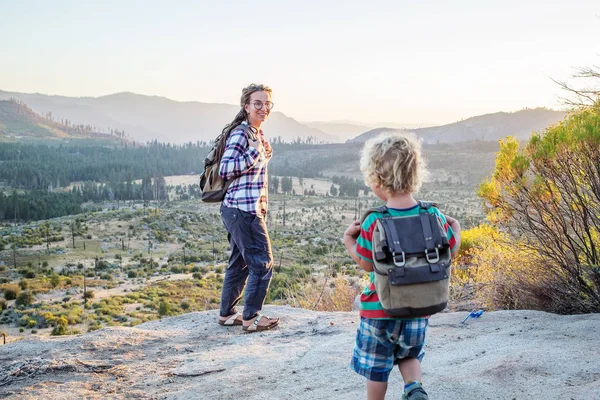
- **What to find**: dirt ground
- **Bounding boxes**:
[0,306,598,400]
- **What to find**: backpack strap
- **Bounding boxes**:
[418,200,441,271]
[233,123,258,142]
[418,200,438,210]
[380,218,406,270]
[360,205,388,224]
[360,205,389,262]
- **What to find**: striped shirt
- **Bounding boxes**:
[219,121,271,215]
[355,204,458,320]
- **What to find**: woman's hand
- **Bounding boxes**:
[263,141,272,158]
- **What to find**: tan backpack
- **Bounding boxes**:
[199,124,257,203]
[362,202,452,317]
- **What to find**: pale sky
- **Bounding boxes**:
[1,0,599,125]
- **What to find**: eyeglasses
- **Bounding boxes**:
[252,101,274,111]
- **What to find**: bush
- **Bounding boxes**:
[24,271,35,279]
[479,106,600,313]
[50,274,61,288]
[3,285,20,301]
[158,300,171,316]
[84,290,95,300]
[180,300,190,310]
[51,316,68,336]
[0,299,6,310]
[16,291,34,307]
[18,280,29,290]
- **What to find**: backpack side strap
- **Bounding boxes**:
[360,205,388,223]
[418,201,438,210]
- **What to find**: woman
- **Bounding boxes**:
[217,83,279,332]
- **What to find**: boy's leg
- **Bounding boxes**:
[366,380,388,400]
[395,318,429,398]
[398,357,422,383]
[351,318,397,399]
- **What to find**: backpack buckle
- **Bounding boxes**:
[392,251,406,267]
[425,248,440,263]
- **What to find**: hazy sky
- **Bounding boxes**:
[1,0,599,125]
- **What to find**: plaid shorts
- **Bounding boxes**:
[351,317,428,382]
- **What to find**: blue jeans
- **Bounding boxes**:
[219,204,274,320]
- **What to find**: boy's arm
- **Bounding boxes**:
[343,221,374,272]
[445,215,462,258]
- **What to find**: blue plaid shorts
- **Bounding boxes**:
[351,317,428,382]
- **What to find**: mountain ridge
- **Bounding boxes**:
[0,100,127,142]
[348,108,567,144]
[0,90,335,144]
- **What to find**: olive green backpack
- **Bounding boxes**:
[199,124,257,203]
[361,201,452,318]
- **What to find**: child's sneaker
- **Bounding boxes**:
[402,382,429,400]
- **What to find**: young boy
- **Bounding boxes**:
[343,133,461,400]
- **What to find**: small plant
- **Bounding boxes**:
[158,300,171,316]
[51,316,69,336]
[50,274,61,288]
[16,291,34,307]
[3,285,20,301]
[180,300,191,310]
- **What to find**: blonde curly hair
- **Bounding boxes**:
[359,132,428,194]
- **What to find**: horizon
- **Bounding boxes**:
[1,1,599,125]
[0,88,564,130]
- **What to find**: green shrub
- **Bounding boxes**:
[181,300,191,310]
[50,274,61,288]
[16,291,34,306]
[3,285,20,300]
[158,300,171,316]
[18,280,29,290]
[84,290,95,300]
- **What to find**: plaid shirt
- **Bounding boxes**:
[219,122,271,215]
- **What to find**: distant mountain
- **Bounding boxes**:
[0,99,123,141]
[347,108,567,144]
[0,90,334,144]
[302,121,370,141]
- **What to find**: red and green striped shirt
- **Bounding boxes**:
[355,204,458,320]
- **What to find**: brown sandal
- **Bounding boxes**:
[242,314,280,332]
[218,312,243,326]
